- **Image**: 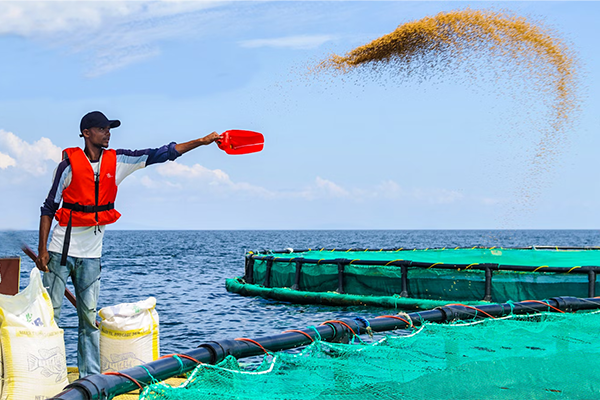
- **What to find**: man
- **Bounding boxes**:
[36,111,220,377]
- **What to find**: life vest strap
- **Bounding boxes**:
[60,211,73,266]
[62,202,115,213]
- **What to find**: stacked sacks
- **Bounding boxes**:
[0,268,68,399]
[99,297,159,372]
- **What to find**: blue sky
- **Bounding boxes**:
[0,1,598,230]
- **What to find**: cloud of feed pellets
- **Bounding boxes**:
[313,8,582,227]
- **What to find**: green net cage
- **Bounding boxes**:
[227,247,600,308]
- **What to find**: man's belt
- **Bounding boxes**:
[62,202,114,213]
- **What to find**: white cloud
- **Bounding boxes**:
[301,177,465,204]
[239,34,335,50]
[375,180,403,199]
[0,130,61,176]
[0,152,17,169]
[313,176,350,198]
[0,1,231,76]
[139,175,182,190]
[155,161,275,197]
[157,161,232,184]
[88,47,162,78]
[0,2,223,37]
[0,2,342,75]
[134,165,470,206]
[290,177,355,200]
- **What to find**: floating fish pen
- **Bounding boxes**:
[52,296,600,399]
[226,246,600,308]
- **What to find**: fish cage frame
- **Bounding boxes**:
[237,246,600,305]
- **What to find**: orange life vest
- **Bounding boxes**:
[55,147,121,227]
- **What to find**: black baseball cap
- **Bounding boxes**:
[80,111,121,136]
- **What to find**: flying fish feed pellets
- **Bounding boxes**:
[315,8,581,217]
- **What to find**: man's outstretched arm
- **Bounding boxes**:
[175,132,220,155]
[115,132,222,184]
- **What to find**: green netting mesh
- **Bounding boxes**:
[241,248,600,303]
[141,311,600,400]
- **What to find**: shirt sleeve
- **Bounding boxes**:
[40,159,71,218]
[115,142,181,185]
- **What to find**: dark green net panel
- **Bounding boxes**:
[140,311,600,400]
[230,247,600,306]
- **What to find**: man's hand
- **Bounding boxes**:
[202,132,221,145]
[35,249,50,272]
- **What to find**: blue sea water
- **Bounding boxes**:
[1,229,599,365]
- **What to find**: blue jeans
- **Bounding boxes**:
[43,251,101,377]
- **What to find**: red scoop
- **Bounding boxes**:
[218,130,264,155]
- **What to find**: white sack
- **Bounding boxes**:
[0,269,56,328]
[99,297,159,372]
[0,268,67,400]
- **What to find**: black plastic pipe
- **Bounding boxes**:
[484,266,493,301]
[50,296,600,400]
[400,264,409,297]
[589,270,596,297]
[337,261,345,294]
[263,257,273,288]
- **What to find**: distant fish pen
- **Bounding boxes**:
[227,246,600,308]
